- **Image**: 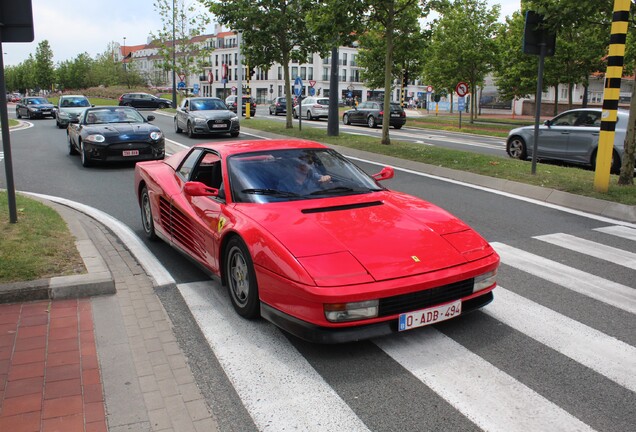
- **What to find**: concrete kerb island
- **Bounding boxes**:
[0,198,116,303]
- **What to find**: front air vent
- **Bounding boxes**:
[301,201,383,214]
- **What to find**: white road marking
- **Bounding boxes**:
[178,281,372,432]
[486,287,636,392]
[376,329,596,432]
[491,242,636,314]
[594,225,636,241]
[535,233,636,270]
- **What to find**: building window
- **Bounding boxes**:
[300,67,306,80]
[308,67,313,80]
[292,66,298,79]
[342,53,347,66]
[278,66,282,80]
[215,55,218,66]
[340,69,347,82]
[322,67,329,81]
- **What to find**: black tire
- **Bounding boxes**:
[187,122,196,138]
[225,236,260,318]
[80,141,91,167]
[16,109,21,119]
[343,113,351,125]
[174,117,182,133]
[367,115,377,128]
[230,131,240,138]
[506,136,528,160]
[269,107,274,115]
[293,109,298,119]
[306,110,312,121]
[56,119,64,129]
[158,103,168,109]
[67,132,78,155]
[140,186,158,241]
[394,124,403,130]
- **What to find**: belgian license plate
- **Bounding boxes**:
[398,300,462,331]
[391,113,400,117]
[123,150,139,157]
[212,124,226,128]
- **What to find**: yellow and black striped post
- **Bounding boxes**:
[594,0,631,192]
[401,71,406,108]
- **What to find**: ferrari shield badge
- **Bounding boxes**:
[217,217,227,232]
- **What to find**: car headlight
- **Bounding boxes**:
[473,270,497,293]
[324,300,379,322]
[59,112,70,119]
[86,134,105,143]
[28,107,40,112]
[149,131,163,140]
[194,117,206,125]
[230,114,238,121]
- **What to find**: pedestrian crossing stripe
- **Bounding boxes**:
[594,225,636,241]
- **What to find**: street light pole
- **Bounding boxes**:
[171,0,177,108]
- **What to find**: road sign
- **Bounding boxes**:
[177,82,186,89]
[193,83,199,95]
[179,73,186,82]
[294,77,303,96]
[309,80,316,87]
[456,82,468,97]
[207,72,213,84]
[458,96,465,111]
[309,87,315,96]
[427,85,433,93]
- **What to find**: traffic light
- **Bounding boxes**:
[434,94,441,102]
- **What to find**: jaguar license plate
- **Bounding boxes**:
[398,300,462,331]
[123,150,139,157]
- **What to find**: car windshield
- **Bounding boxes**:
[190,99,227,111]
[84,108,145,124]
[29,98,49,105]
[227,148,383,203]
[61,98,90,108]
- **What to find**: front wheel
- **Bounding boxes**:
[174,117,182,133]
[187,122,196,138]
[80,141,91,167]
[506,136,528,160]
[16,110,21,119]
[343,114,351,125]
[225,237,259,318]
[67,132,78,155]
[367,116,377,128]
[158,103,168,109]
[140,186,158,241]
[306,110,312,121]
[230,131,240,138]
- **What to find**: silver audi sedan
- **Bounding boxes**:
[174,97,240,138]
[506,108,629,174]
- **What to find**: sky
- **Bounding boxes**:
[2,0,522,68]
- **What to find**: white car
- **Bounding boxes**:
[293,97,329,120]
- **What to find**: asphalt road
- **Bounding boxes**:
[1,109,634,431]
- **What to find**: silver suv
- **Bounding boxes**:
[293,97,329,120]
[55,95,92,128]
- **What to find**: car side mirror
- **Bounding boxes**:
[184,181,219,197]
[372,166,394,181]
[146,115,155,121]
[544,120,552,126]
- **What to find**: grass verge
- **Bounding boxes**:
[0,192,85,283]
[242,118,636,206]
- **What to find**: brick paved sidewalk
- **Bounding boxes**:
[0,299,106,432]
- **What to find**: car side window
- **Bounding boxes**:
[178,148,204,180]
[553,112,577,126]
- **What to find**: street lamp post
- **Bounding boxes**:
[123,36,126,70]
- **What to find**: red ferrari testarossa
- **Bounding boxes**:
[134,139,499,343]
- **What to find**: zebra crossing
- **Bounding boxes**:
[177,224,636,432]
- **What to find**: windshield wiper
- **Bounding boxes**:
[309,186,360,195]
[241,188,300,197]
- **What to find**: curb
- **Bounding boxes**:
[0,198,116,303]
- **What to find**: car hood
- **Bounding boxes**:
[191,110,236,120]
[84,123,159,137]
[239,192,494,285]
[30,104,54,109]
[59,107,86,115]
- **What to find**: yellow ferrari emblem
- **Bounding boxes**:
[411,256,420,262]
[217,217,227,232]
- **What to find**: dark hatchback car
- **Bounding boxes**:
[343,101,406,129]
[16,97,55,119]
[118,92,173,109]
[225,95,257,116]
[67,106,165,167]
[268,97,287,115]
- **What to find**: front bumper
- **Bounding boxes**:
[83,141,165,163]
[261,290,494,344]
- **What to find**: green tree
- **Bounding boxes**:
[34,40,55,92]
[202,0,322,128]
[152,0,212,91]
[363,0,428,144]
[423,0,500,122]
